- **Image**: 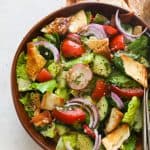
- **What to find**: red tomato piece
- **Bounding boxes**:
[61,39,85,58]
[103,25,118,36]
[52,108,86,125]
[92,80,107,101]
[36,68,52,82]
[83,124,95,138]
[110,34,125,51]
[111,85,144,97]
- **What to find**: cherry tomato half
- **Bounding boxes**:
[61,39,85,58]
[103,25,118,36]
[92,80,107,101]
[110,34,125,51]
[111,85,144,97]
[52,108,86,125]
[36,68,52,82]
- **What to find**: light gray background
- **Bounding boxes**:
[0,0,65,149]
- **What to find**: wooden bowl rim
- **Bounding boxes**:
[11,2,148,150]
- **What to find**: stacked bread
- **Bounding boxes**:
[66,0,150,26]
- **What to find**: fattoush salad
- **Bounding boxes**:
[16,9,150,150]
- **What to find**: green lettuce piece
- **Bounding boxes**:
[107,72,140,88]
[41,123,70,139]
[138,56,150,68]
[35,125,49,132]
[55,124,70,136]
[20,93,30,105]
[31,80,57,93]
[133,105,143,132]
[55,88,70,100]
[18,79,57,93]
[113,51,150,69]
[121,24,133,34]
[128,35,149,51]
[19,93,34,117]
[32,36,46,42]
[16,52,32,92]
[44,32,60,48]
[48,62,61,77]
[17,78,32,91]
[24,106,34,118]
[120,134,136,150]
[112,53,125,72]
[81,35,89,45]
[127,35,150,67]
[56,137,66,150]
[16,52,29,80]
[122,96,140,126]
[86,11,92,24]
[128,35,149,58]
[93,13,108,24]
[41,123,56,138]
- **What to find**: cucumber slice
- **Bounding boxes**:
[92,54,111,77]
[77,133,93,150]
[96,96,109,121]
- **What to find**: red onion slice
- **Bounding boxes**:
[80,23,107,39]
[67,33,81,44]
[67,98,99,129]
[115,9,147,40]
[34,41,60,62]
[111,92,124,109]
[93,129,101,150]
[125,35,136,41]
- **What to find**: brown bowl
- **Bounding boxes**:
[11,2,148,150]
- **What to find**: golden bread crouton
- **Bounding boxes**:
[133,25,143,35]
[105,108,123,133]
[102,124,130,150]
[69,10,87,33]
[41,17,70,35]
[86,37,111,58]
[120,54,148,88]
[41,92,64,110]
[26,42,46,81]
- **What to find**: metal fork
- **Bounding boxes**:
[145,88,150,150]
[143,88,150,150]
[143,88,148,150]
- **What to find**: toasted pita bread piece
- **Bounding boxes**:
[68,10,87,33]
[120,54,148,88]
[102,124,130,150]
[41,17,70,35]
[66,0,130,10]
[26,42,46,81]
[86,37,111,58]
[105,108,123,134]
[126,0,144,16]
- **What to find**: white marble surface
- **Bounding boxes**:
[0,0,65,149]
